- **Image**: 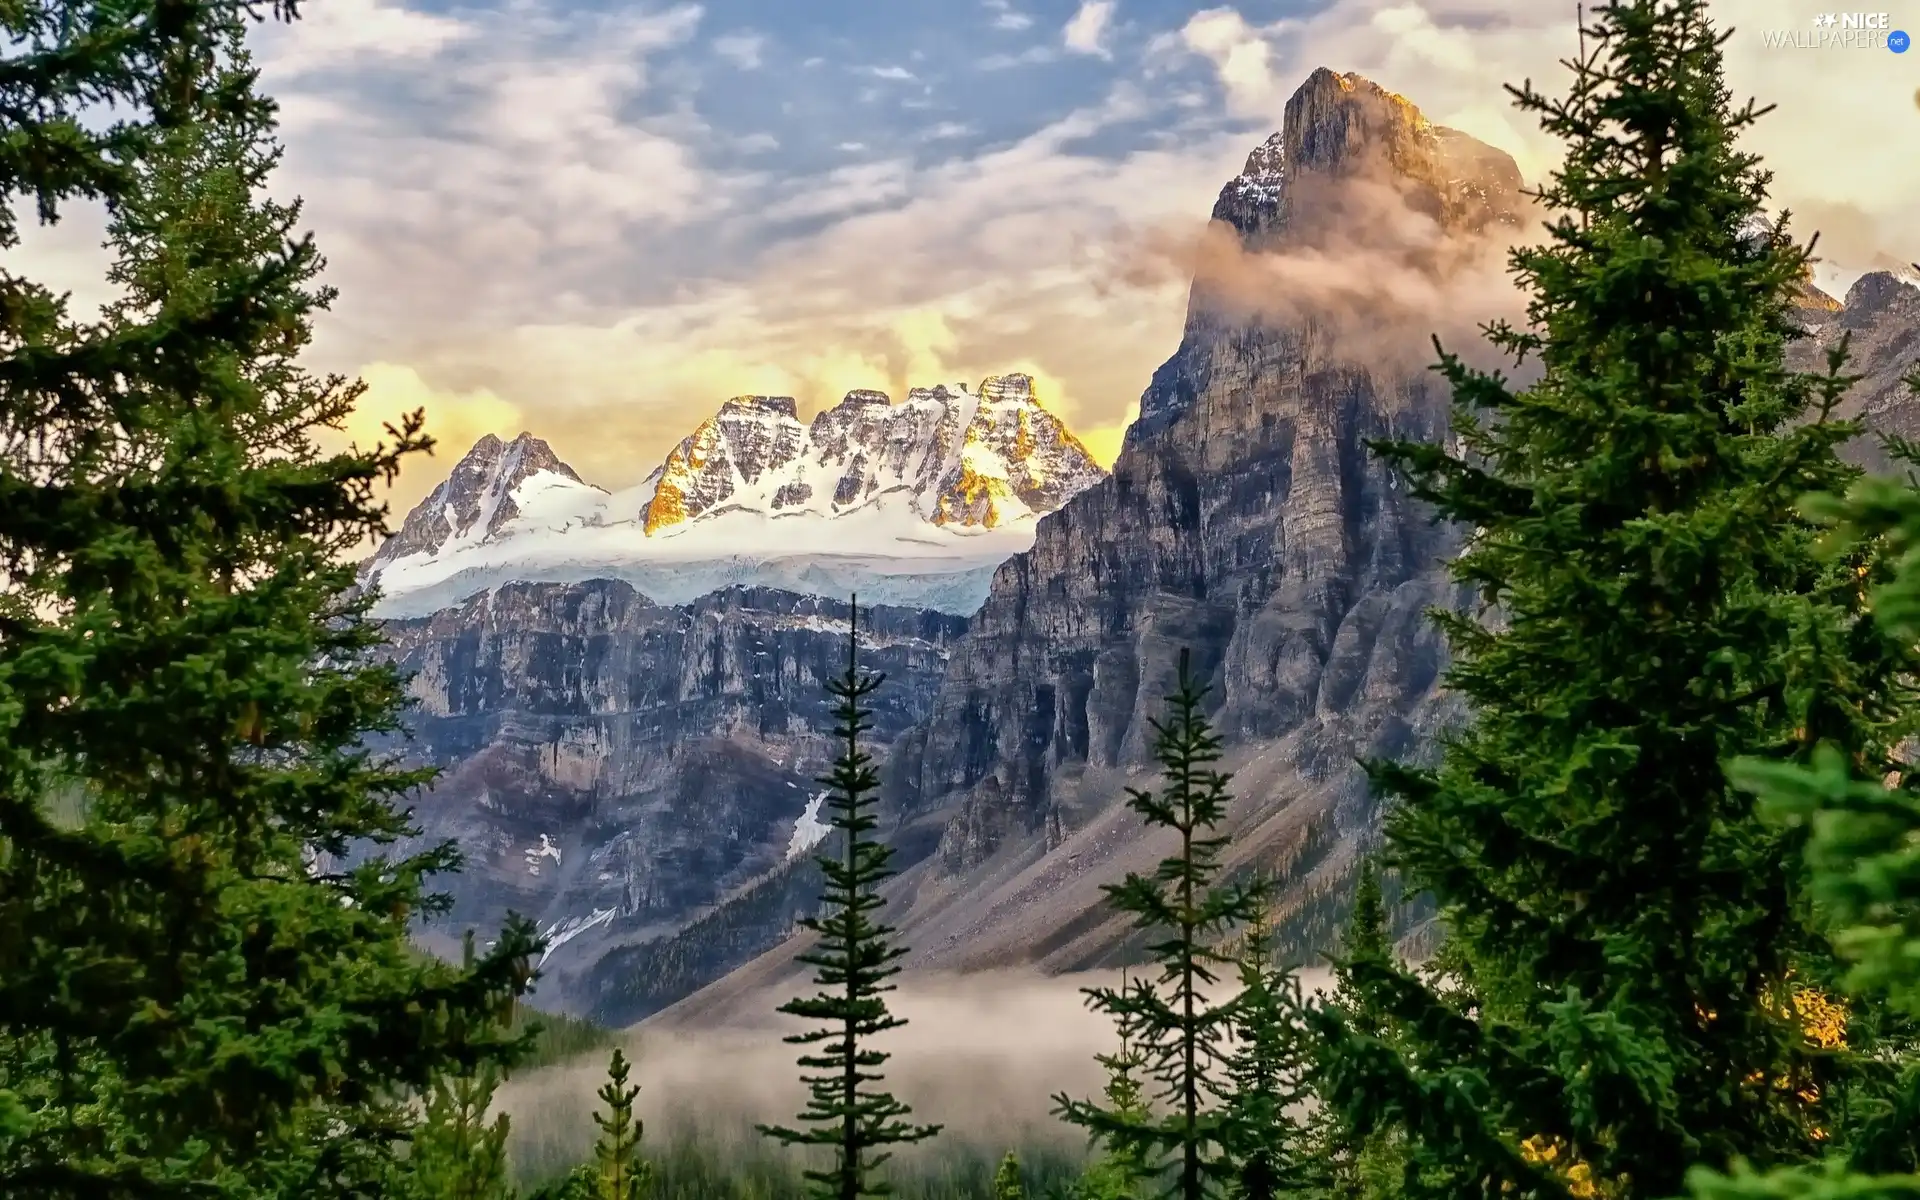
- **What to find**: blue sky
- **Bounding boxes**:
[21,0,1918,508]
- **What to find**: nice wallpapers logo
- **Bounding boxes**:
[1763,12,1911,49]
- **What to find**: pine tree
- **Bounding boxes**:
[995,1151,1027,1200]
[588,1047,651,1200]
[758,598,940,1200]
[0,14,542,1196]
[1218,905,1316,1200]
[1054,650,1270,1200]
[1305,1,1920,1196]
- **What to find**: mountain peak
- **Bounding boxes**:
[371,431,591,569]
[718,394,798,419]
[1209,67,1524,245]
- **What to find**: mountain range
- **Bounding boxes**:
[364,374,1105,619]
[363,66,1920,1025]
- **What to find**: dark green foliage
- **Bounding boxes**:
[759,599,940,1199]
[1306,1,1920,1197]
[1683,469,1920,1200]
[0,7,540,1196]
[1054,650,1270,1200]
[590,1047,652,1200]
[1217,908,1316,1200]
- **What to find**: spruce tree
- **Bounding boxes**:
[1076,986,1155,1200]
[1306,1,1918,1196]
[588,1047,651,1200]
[1218,905,1316,1200]
[0,13,541,1197]
[759,599,940,1200]
[402,932,518,1200]
[1054,650,1270,1200]
[995,1151,1028,1200]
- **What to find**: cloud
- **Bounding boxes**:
[867,64,917,80]
[251,1,713,349]
[1096,170,1535,379]
[712,32,764,70]
[255,0,472,76]
[1179,8,1274,115]
[984,0,1034,32]
[1064,0,1116,58]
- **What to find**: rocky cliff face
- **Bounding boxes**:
[377,583,968,1003]
[896,69,1520,885]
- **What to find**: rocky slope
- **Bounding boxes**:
[363,375,1105,620]
[365,382,1105,1011]
[379,583,969,1001]
[625,71,1920,1031]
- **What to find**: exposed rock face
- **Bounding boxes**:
[642,374,1104,535]
[1130,69,1528,447]
[1814,270,1920,471]
[376,583,967,1005]
[898,68,1523,879]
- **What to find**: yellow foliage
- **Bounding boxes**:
[1517,1134,1618,1199]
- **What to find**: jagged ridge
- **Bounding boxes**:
[361,374,1107,619]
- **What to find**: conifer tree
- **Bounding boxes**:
[0,13,541,1196]
[1683,471,1920,1197]
[1218,905,1316,1200]
[402,932,518,1200]
[1076,986,1156,1200]
[759,599,940,1200]
[1054,650,1270,1200]
[996,1151,1028,1200]
[1306,1,1920,1196]
[588,1047,651,1200]
[1313,861,1408,1200]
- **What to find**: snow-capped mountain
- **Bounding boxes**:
[362,373,1106,619]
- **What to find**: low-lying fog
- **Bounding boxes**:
[501,967,1336,1172]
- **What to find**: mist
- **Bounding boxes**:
[501,966,1337,1174]
[1091,164,1544,381]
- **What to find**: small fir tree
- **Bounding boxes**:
[1077,982,1156,1200]
[1312,860,1410,1200]
[996,1151,1028,1200]
[589,1047,651,1200]
[758,598,941,1200]
[402,931,518,1200]
[1054,649,1271,1200]
[1219,904,1317,1200]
